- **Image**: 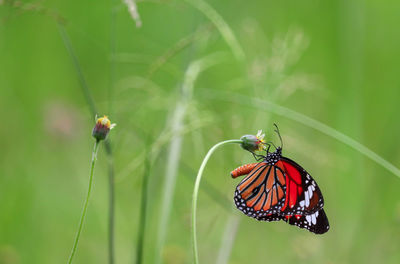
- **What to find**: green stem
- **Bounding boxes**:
[135,151,151,264]
[191,139,242,264]
[183,0,245,61]
[68,140,100,264]
[57,23,98,118]
[105,141,115,264]
[58,23,117,263]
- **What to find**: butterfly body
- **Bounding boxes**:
[233,147,329,234]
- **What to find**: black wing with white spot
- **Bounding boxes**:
[283,209,330,234]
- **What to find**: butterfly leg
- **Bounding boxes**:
[251,152,265,161]
[263,141,278,152]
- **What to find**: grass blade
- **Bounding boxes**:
[184,0,245,61]
[155,53,227,264]
[135,148,151,264]
[205,90,400,179]
[216,215,240,264]
[58,23,117,263]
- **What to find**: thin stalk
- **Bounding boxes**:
[192,139,242,264]
[123,0,142,27]
[68,140,100,264]
[108,1,117,262]
[216,215,240,264]
[146,24,213,77]
[184,0,245,61]
[59,23,117,263]
[57,23,98,117]
[155,53,226,264]
[135,150,151,264]
[105,142,115,264]
[204,90,400,179]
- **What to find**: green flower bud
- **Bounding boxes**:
[240,130,266,152]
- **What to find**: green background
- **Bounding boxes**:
[1,0,400,263]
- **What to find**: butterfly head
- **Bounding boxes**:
[264,147,282,165]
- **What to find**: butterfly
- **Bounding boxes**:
[231,126,329,234]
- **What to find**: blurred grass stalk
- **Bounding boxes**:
[58,23,116,263]
[206,90,400,179]
[131,114,216,264]
[216,215,240,264]
[108,0,118,262]
[184,0,245,61]
[146,24,213,78]
[123,0,142,28]
[155,53,227,264]
[135,147,151,264]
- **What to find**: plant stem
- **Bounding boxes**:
[155,53,226,264]
[184,0,245,61]
[191,139,242,264]
[135,151,151,264]
[57,23,98,117]
[59,23,117,263]
[68,139,100,264]
[105,141,115,264]
[204,89,400,179]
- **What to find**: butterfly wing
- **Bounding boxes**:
[234,162,287,220]
[232,157,329,234]
[275,157,325,215]
[283,209,330,234]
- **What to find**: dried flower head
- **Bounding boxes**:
[92,115,116,141]
[240,130,266,152]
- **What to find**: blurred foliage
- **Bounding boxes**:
[1,0,400,264]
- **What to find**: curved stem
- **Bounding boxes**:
[191,139,242,264]
[68,140,100,264]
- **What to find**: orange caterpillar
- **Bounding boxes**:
[230,163,259,178]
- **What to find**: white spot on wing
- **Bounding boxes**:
[306,215,311,223]
[311,213,316,225]
[308,189,313,200]
[305,190,310,207]
[308,186,313,199]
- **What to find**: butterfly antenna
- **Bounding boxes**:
[273,123,283,149]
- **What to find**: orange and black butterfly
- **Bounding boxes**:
[231,126,329,234]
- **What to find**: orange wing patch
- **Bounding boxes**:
[235,163,286,214]
[253,192,266,211]
[240,166,271,198]
[237,163,268,192]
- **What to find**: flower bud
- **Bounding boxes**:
[92,115,116,141]
[240,130,265,152]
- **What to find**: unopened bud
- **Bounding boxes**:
[92,115,116,141]
[240,130,265,152]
